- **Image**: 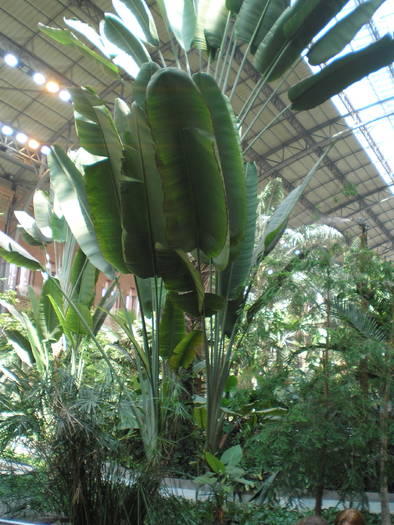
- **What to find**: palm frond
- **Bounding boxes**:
[333,300,386,342]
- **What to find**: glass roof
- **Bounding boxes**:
[310,0,394,193]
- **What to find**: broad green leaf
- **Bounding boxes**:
[130,104,166,245]
[221,162,258,300]
[39,24,118,74]
[170,292,225,317]
[289,35,394,111]
[114,98,132,143]
[224,295,244,337]
[33,190,53,239]
[179,127,228,256]
[99,23,141,78]
[85,159,128,273]
[236,0,283,42]
[64,18,109,56]
[70,88,123,183]
[195,0,229,50]
[14,211,51,244]
[103,13,151,65]
[159,294,186,358]
[40,277,63,342]
[157,249,204,309]
[4,330,34,367]
[212,230,230,271]
[0,231,42,271]
[220,444,242,467]
[21,231,43,247]
[254,0,349,81]
[120,103,166,277]
[235,0,289,52]
[251,0,290,55]
[169,329,203,370]
[259,150,331,258]
[120,147,156,277]
[146,68,228,257]
[132,61,160,108]
[47,295,72,341]
[226,0,243,13]
[112,0,159,46]
[92,281,118,335]
[28,287,43,340]
[69,248,87,295]
[159,0,196,51]
[51,214,67,243]
[205,451,226,474]
[135,276,155,318]
[68,249,98,308]
[65,302,93,335]
[0,300,48,376]
[308,0,387,65]
[194,73,245,258]
[48,145,115,278]
[78,259,98,307]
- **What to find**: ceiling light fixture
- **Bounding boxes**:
[40,145,51,155]
[4,53,18,67]
[1,125,14,136]
[58,89,71,102]
[15,132,28,144]
[46,80,60,93]
[32,72,46,85]
[28,138,40,150]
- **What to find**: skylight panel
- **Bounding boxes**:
[309,0,394,192]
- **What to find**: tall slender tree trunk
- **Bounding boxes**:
[380,308,393,525]
[314,267,332,514]
[314,483,324,515]
[379,379,391,525]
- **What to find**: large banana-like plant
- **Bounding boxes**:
[34,0,393,454]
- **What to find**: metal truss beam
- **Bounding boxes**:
[0,133,45,167]
[327,182,394,215]
[233,49,393,254]
[370,238,394,251]
[65,0,104,25]
[253,132,387,180]
[0,148,38,173]
[338,91,393,182]
[246,95,394,163]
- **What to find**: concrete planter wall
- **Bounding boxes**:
[161,477,394,514]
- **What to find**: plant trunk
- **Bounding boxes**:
[379,381,391,525]
[358,356,369,396]
[314,483,324,515]
[379,312,393,525]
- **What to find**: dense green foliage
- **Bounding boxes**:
[1,0,393,523]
